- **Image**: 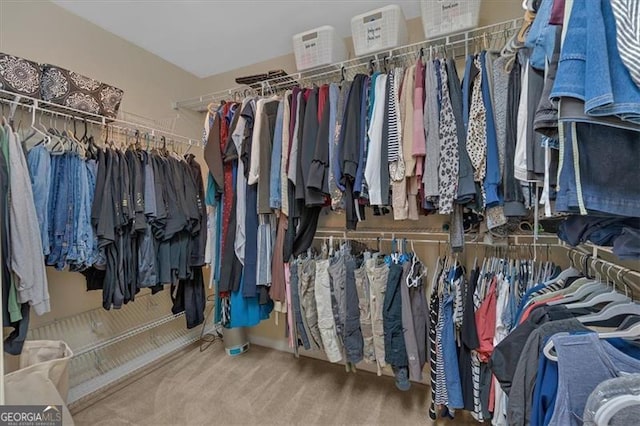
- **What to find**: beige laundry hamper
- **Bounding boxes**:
[4,340,75,425]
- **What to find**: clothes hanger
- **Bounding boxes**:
[578,302,640,324]
[597,322,640,340]
[545,319,640,362]
[566,265,631,309]
[328,235,334,257]
[595,394,640,426]
[548,278,607,305]
[70,118,83,154]
[30,107,50,147]
[160,135,167,156]
[543,332,570,361]
[48,115,68,154]
[105,123,114,149]
[547,254,604,305]
[368,59,376,76]
[565,287,630,309]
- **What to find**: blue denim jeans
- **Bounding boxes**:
[383,263,407,368]
[27,145,51,255]
[552,0,640,123]
[556,121,640,216]
[613,227,640,260]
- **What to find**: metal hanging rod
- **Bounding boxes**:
[314,228,560,248]
[174,18,522,111]
[0,89,200,147]
[566,247,640,299]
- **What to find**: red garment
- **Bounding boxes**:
[216,103,235,297]
[518,295,564,324]
[317,84,329,122]
[220,103,234,280]
[475,277,497,363]
[550,0,565,25]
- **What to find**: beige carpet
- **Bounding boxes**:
[73,344,478,425]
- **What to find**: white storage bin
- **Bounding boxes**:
[293,25,347,71]
[421,0,481,39]
[351,5,408,57]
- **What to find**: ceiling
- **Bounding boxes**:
[52,0,422,78]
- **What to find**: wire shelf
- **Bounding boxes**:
[27,291,214,404]
[173,18,523,112]
[68,320,209,404]
[0,89,199,146]
[28,292,177,354]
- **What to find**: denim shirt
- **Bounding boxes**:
[269,100,284,210]
[480,51,503,207]
[525,0,558,71]
[27,145,51,256]
[552,0,640,124]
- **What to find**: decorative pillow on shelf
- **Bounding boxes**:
[0,53,43,98]
[41,64,124,118]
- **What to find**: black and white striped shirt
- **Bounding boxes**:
[611,0,640,88]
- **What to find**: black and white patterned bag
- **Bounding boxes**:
[0,53,43,98]
[41,64,124,118]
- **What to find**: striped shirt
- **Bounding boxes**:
[387,72,399,162]
[611,0,640,88]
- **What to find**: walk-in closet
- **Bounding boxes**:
[1,1,639,425]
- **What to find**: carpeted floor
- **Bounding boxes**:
[73,344,478,425]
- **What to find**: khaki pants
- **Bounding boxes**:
[354,265,375,363]
[314,259,343,362]
[365,259,389,375]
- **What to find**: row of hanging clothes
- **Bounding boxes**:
[515,0,640,258]
[200,38,545,328]
[285,236,429,391]
[427,245,558,422]
[1,105,209,355]
[200,0,640,285]
[484,248,640,426]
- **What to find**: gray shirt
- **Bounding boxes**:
[7,126,50,315]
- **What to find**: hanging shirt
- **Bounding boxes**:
[549,333,640,426]
[365,74,388,206]
[475,277,497,362]
[233,98,251,265]
[402,65,416,177]
[466,57,487,192]
[280,91,292,217]
[423,60,440,200]
[269,100,284,210]
[7,128,49,315]
[437,58,460,215]
[413,59,426,177]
